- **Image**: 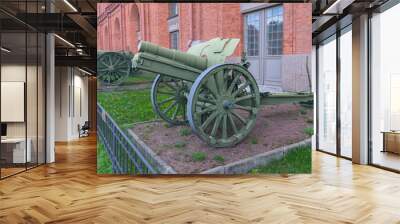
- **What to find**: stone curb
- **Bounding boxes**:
[201,139,311,174]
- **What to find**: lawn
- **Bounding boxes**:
[249,145,312,174]
[97,88,157,129]
[97,142,113,174]
[97,88,157,173]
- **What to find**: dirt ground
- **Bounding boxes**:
[131,104,313,174]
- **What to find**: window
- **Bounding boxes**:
[339,26,352,158]
[317,35,337,155]
[0,2,46,179]
[370,3,400,171]
[170,31,179,50]
[169,3,178,17]
[244,12,260,56]
[266,6,283,55]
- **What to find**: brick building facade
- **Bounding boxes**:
[97,3,312,92]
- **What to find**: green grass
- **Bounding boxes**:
[97,141,113,174]
[179,127,191,136]
[98,89,158,174]
[174,141,187,149]
[213,155,225,164]
[250,137,258,144]
[249,145,311,174]
[304,127,314,137]
[192,152,207,162]
[98,89,156,126]
[299,108,307,115]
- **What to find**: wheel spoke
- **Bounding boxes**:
[195,106,216,116]
[163,101,178,114]
[200,111,219,130]
[234,94,255,103]
[157,91,175,96]
[197,95,216,105]
[215,70,225,95]
[227,72,241,94]
[113,56,121,67]
[164,82,177,91]
[172,103,181,120]
[195,101,209,109]
[108,55,112,67]
[233,104,252,112]
[158,96,175,105]
[222,114,227,139]
[227,113,238,134]
[183,103,187,120]
[211,114,222,137]
[230,111,246,124]
[205,77,219,98]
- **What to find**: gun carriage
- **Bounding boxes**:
[97,38,313,147]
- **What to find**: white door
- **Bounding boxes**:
[244,5,283,92]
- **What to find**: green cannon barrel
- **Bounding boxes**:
[138,41,208,71]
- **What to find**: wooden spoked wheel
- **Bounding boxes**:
[151,74,189,125]
[97,52,131,85]
[187,64,260,147]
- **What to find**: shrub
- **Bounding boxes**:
[300,109,307,115]
[174,141,187,148]
[179,127,191,136]
[192,152,206,162]
[306,118,313,124]
[213,155,225,163]
[163,122,171,128]
[250,137,258,144]
[304,127,314,137]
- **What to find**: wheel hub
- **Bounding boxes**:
[222,99,234,110]
[175,87,187,103]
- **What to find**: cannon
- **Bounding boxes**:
[97,38,313,147]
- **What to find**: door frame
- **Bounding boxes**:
[243,5,283,91]
[315,23,353,161]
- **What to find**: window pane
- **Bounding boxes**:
[169,3,178,17]
[266,6,283,56]
[170,31,179,50]
[318,36,337,154]
[245,12,260,57]
[340,28,352,158]
[371,4,400,171]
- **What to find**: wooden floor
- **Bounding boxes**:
[0,135,400,223]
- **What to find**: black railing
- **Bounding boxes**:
[97,104,156,174]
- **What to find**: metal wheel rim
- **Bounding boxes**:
[151,74,188,125]
[187,64,260,148]
[97,52,131,85]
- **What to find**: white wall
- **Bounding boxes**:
[54,67,89,141]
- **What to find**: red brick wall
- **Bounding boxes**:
[282,3,312,55]
[97,3,310,56]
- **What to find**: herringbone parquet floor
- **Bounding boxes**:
[0,135,399,224]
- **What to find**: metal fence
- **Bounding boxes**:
[97,104,156,174]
